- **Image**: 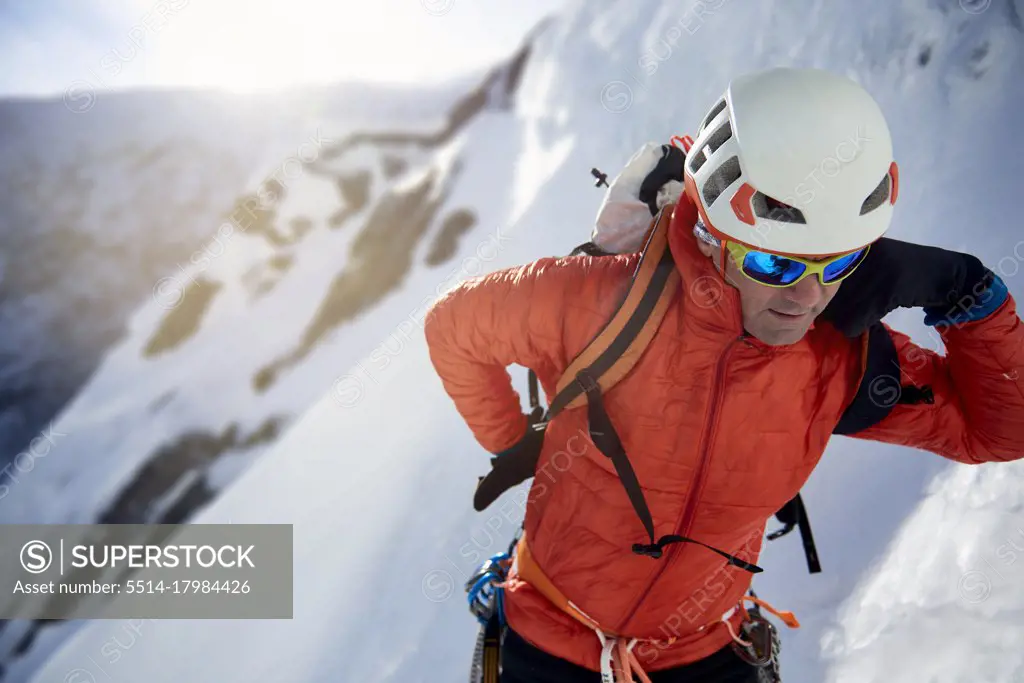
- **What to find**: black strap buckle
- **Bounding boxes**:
[575,369,600,395]
[766,523,795,541]
[631,543,664,559]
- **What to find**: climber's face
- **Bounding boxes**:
[696,237,842,346]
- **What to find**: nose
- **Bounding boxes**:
[783,274,828,311]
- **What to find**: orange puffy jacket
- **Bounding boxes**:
[424,199,1024,672]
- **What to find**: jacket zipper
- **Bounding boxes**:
[617,333,745,633]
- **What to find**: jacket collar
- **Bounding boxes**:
[666,200,746,337]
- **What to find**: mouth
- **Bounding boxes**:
[768,308,809,322]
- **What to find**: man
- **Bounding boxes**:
[424,67,1024,682]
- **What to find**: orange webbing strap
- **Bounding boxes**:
[623,640,655,683]
[508,534,602,632]
[669,135,694,152]
[741,594,800,629]
[725,593,800,654]
[506,534,674,683]
[860,327,871,376]
[548,206,681,416]
[512,540,655,683]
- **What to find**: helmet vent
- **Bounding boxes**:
[688,121,733,176]
[752,193,806,224]
[705,121,733,157]
[860,174,891,215]
[700,98,727,134]
[689,147,708,175]
[702,155,741,207]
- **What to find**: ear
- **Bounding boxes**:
[695,234,715,258]
[694,233,730,279]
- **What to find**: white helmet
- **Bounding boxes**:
[683,67,898,256]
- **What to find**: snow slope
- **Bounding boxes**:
[12,0,1024,681]
[0,90,268,468]
[0,79,468,472]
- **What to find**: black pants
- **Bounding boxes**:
[500,627,761,683]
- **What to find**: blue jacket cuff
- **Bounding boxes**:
[923,274,1008,327]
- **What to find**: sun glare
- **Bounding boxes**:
[13,0,553,98]
[147,0,454,92]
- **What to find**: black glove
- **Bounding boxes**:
[472,418,546,512]
[820,237,994,338]
[638,144,686,216]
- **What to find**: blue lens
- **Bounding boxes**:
[742,252,806,285]
[822,248,866,283]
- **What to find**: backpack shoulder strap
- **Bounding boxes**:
[833,322,899,435]
[542,205,680,422]
[523,224,659,419]
[833,321,935,436]
[481,206,679,512]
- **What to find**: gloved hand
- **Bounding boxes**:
[638,143,686,216]
[472,418,546,512]
[820,237,997,338]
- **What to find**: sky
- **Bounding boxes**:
[0,0,560,97]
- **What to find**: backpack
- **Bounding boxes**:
[473,135,914,576]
